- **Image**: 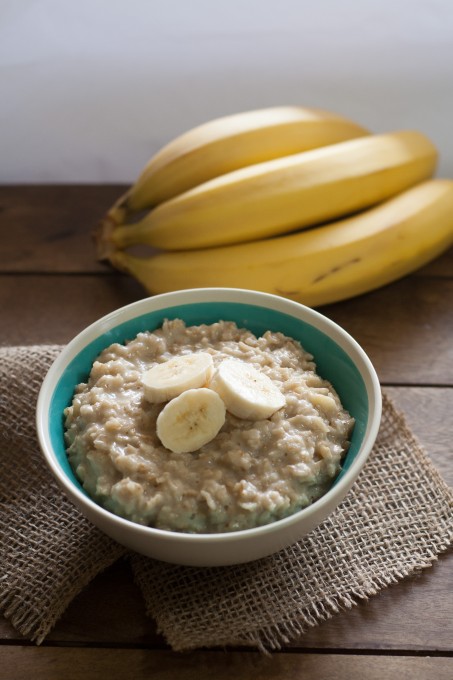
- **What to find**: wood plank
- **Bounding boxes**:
[0,185,126,273]
[1,275,452,386]
[1,648,452,680]
[385,387,453,485]
[323,277,453,385]
[0,274,145,347]
[1,185,452,277]
[48,560,157,646]
[293,552,453,652]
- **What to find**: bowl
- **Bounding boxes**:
[36,288,381,567]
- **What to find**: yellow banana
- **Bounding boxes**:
[104,106,369,223]
[109,179,453,308]
[104,130,437,253]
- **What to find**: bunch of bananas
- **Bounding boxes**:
[97,106,453,307]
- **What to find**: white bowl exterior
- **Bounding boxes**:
[37,288,382,567]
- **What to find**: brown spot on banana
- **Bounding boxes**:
[312,257,362,283]
[275,289,303,298]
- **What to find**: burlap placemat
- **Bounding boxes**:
[0,346,452,651]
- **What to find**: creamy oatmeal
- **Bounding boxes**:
[64,320,354,533]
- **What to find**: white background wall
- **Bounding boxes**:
[1,0,452,183]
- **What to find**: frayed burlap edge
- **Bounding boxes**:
[0,543,126,645]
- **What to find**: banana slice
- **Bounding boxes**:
[210,359,285,420]
[156,388,226,453]
[142,352,214,403]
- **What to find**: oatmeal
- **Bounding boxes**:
[64,319,354,533]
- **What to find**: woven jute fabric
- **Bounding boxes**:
[0,346,452,651]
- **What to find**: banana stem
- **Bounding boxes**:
[94,190,132,261]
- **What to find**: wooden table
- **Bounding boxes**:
[1,186,452,679]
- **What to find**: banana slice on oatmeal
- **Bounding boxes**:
[209,359,285,420]
[156,387,226,453]
[142,352,214,403]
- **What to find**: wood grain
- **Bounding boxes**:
[385,387,453,484]
[1,274,452,386]
[0,185,125,273]
[2,648,452,680]
[0,275,145,347]
[324,277,453,385]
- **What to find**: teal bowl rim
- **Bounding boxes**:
[36,288,382,543]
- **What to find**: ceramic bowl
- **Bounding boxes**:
[36,288,381,567]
